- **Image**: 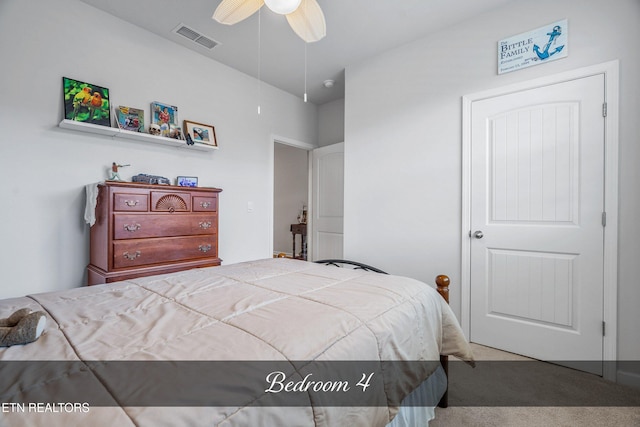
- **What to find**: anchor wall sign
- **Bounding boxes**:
[498,19,568,74]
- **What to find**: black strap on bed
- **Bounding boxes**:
[313,259,388,274]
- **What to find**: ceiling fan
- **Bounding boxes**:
[212,0,326,43]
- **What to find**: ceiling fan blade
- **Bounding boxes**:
[285,0,326,42]
[212,0,265,25]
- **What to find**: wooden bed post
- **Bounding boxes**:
[435,275,450,408]
[435,275,450,304]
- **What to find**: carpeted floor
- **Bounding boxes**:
[430,344,640,427]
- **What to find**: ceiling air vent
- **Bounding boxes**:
[173,24,220,50]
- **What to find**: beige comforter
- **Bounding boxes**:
[0,258,473,427]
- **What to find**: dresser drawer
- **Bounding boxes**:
[113,214,217,240]
[113,236,217,269]
[113,193,149,212]
[193,196,217,212]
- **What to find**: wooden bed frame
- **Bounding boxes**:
[314,260,451,408]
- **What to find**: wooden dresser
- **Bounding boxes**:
[87,181,222,285]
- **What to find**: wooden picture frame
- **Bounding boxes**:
[62,77,111,126]
[183,120,217,147]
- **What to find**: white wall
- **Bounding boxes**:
[344,0,639,379]
[318,98,345,147]
[0,0,317,299]
[273,143,309,255]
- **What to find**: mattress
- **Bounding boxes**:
[0,258,473,426]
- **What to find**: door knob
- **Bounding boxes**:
[472,230,484,239]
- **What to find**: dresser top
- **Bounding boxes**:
[101,180,222,193]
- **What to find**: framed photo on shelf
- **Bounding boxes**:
[151,101,178,137]
[62,77,111,126]
[115,106,144,132]
[177,176,198,187]
[168,126,183,140]
[183,120,217,147]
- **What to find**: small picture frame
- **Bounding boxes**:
[151,101,178,137]
[183,120,217,147]
[62,77,111,126]
[177,176,198,187]
[115,106,144,132]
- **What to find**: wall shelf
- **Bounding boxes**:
[59,119,218,151]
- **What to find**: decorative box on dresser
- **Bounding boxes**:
[88,181,222,285]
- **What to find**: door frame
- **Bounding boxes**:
[269,134,314,259]
[461,61,619,381]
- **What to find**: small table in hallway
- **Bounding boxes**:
[290,223,307,260]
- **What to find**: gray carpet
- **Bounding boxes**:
[430,344,640,426]
[431,406,640,427]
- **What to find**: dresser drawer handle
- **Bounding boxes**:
[124,200,139,207]
[124,223,141,232]
[123,251,141,260]
[200,201,211,209]
[199,221,212,229]
[198,244,212,253]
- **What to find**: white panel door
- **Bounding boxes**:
[311,143,344,260]
[470,75,605,374]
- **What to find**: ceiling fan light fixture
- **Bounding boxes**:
[212,0,326,42]
[264,0,301,15]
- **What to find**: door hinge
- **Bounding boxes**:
[603,102,608,117]
[602,321,606,336]
[602,212,607,227]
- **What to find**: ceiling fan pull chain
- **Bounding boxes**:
[304,38,308,103]
[303,0,308,103]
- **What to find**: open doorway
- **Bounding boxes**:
[273,142,309,259]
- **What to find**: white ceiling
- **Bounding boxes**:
[81,0,513,105]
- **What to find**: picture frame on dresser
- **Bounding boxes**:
[183,120,217,147]
[177,176,198,187]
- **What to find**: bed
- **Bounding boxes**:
[0,258,474,426]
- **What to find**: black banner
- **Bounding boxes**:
[1,360,638,407]
[0,360,440,407]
